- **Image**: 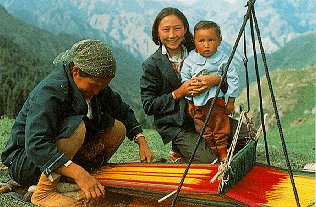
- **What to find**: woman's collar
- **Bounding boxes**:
[161,44,188,57]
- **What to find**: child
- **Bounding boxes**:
[181,20,239,162]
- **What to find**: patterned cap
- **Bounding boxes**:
[53,39,116,78]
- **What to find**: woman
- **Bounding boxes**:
[2,39,154,206]
[140,7,221,163]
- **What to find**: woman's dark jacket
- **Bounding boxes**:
[140,47,193,144]
[2,66,142,177]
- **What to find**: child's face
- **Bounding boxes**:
[194,28,222,57]
[158,15,187,54]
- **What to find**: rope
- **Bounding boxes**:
[211,111,265,192]
[169,1,255,206]
[248,7,270,165]
[254,113,267,141]
[251,7,301,207]
[169,0,301,206]
[227,112,246,163]
[242,26,250,113]
[210,111,246,189]
[306,201,315,207]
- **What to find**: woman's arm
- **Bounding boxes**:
[140,61,178,115]
[172,80,196,100]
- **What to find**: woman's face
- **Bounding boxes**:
[158,15,186,54]
[72,66,112,100]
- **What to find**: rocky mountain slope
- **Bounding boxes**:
[1,0,314,61]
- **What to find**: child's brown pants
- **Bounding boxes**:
[187,98,230,158]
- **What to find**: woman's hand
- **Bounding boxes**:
[191,75,221,93]
[75,170,105,201]
[173,75,221,99]
[57,162,105,201]
[173,79,199,99]
[136,136,154,163]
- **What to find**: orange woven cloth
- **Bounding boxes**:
[93,163,220,193]
[92,163,315,206]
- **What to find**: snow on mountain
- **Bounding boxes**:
[0,0,314,62]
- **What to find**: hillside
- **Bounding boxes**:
[235,66,315,162]
[264,32,316,70]
[0,6,148,125]
[237,32,316,90]
[0,4,314,130]
[0,0,314,61]
[0,6,76,63]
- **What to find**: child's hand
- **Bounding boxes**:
[226,97,235,116]
[226,103,234,116]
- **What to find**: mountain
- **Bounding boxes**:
[0,0,314,62]
[262,32,316,70]
[0,1,314,129]
[237,32,316,90]
[0,6,146,124]
[0,5,143,94]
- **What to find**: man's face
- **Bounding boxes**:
[72,66,112,100]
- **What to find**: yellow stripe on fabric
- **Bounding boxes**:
[96,166,212,174]
[93,166,213,185]
[96,172,206,185]
[266,175,315,207]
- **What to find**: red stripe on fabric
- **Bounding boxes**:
[225,164,287,206]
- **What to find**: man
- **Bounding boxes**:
[1,39,154,206]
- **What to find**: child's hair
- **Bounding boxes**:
[194,21,222,38]
[152,7,194,51]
